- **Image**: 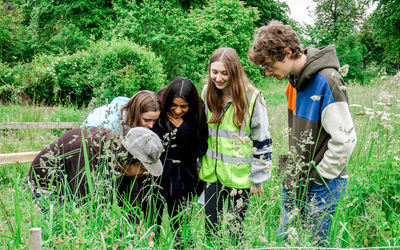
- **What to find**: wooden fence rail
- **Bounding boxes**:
[0,152,40,165]
[1,122,80,165]
[0,122,80,130]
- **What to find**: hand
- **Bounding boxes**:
[250,184,264,195]
[167,113,183,127]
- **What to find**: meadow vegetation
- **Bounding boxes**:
[0,73,399,248]
[0,0,399,247]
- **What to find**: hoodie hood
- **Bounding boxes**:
[289,45,340,90]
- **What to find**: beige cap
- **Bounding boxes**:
[122,127,163,176]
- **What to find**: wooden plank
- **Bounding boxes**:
[0,151,40,165]
[0,122,80,130]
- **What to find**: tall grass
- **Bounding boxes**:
[0,74,399,248]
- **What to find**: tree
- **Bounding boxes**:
[305,0,372,81]
[369,0,400,71]
[25,0,115,55]
[0,0,30,64]
[242,0,290,27]
[111,0,262,86]
[308,0,370,46]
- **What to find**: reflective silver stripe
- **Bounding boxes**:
[254,146,273,155]
[206,148,252,165]
[208,127,250,139]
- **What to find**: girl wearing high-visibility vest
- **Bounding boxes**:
[199,47,273,242]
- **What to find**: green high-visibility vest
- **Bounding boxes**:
[199,86,259,188]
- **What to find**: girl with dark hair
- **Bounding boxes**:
[146,76,208,245]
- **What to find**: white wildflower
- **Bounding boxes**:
[258,236,268,243]
[381,123,394,131]
[231,133,239,139]
[378,67,387,76]
[235,198,244,209]
[376,111,390,121]
[287,227,299,243]
[339,64,350,77]
[225,212,235,222]
[368,132,379,140]
[339,85,347,91]
[378,91,392,105]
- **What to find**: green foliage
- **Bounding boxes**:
[358,20,385,70]
[0,0,31,64]
[309,0,369,45]
[111,0,264,88]
[242,0,290,27]
[110,0,187,83]
[305,0,372,81]
[336,34,366,81]
[5,39,166,105]
[25,0,115,55]
[87,39,166,103]
[369,0,400,72]
[2,76,400,248]
[174,0,262,86]
[0,61,16,102]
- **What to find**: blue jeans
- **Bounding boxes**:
[277,177,347,246]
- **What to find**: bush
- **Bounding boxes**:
[25,0,115,56]
[111,0,263,88]
[8,39,166,105]
[87,39,166,103]
[0,61,17,103]
[336,34,366,82]
[177,0,261,86]
[110,0,188,82]
[0,0,30,64]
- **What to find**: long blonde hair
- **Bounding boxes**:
[207,47,251,128]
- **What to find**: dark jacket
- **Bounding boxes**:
[279,45,357,201]
[29,127,129,198]
[152,111,208,198]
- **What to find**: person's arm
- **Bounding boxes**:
[315,101,357,181]
[249,95,273,194]
[82,97,129,130]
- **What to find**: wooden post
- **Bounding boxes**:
[29,227,41,250]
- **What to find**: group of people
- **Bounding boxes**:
[28,20,357,247]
